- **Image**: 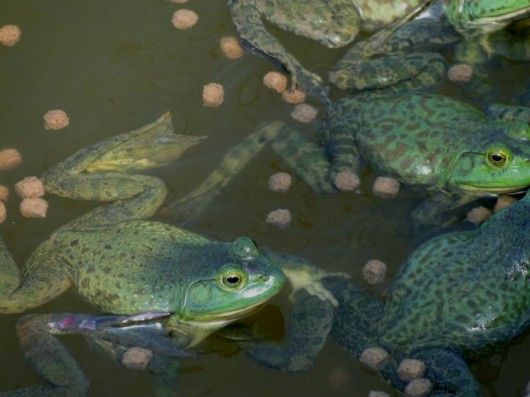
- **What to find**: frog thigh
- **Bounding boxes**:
[0,241,71,314]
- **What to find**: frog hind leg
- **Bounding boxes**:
[412,347,482,396]
[0,240,71,314]
[42,112,205,230]
[228,0,330,101]
[330,14,455,92]
[0,314,90,397]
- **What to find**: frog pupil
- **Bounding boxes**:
[491,154,503,162]
[227,276,239,284]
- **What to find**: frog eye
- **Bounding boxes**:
[219,269,248,290]
[486,148,512,168]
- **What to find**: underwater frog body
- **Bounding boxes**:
[0,113,291,396]
[229,0,530,100]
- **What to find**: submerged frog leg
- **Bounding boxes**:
[411,192,481,232]
[485,103,530,124]
[147,355,181,397]
[330,12,455,91]
[412,347,482,396]
[42,112,205,230]
[228,0,330,101]
[237,251,347,371]
[167,120,336,223]
[322,277,383,358]
[0,314,90,397]
[240,287,335,371]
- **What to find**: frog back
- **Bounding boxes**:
[380,198,530,356]
[332,92,494,189]
[51,221,212,314]
[353,0,426,31]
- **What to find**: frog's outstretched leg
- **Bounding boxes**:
[329,3,452,91]
[43,111,206,230]
[237,252,348,371]
[0,312,191,397]
[168,121,338,223]
[228,0,335,102]
[0,112,205,313]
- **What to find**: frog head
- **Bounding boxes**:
[444,0,530,35]
[169,237,285,347]
[447,121,530,195]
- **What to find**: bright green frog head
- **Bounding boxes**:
[168,237,285,347]
[447,120,530,195]
[444,0,530,35]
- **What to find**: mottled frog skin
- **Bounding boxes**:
[228,186,530,396]
[229,0,530,100]
[0,113,291,397]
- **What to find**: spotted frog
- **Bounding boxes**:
[0,113,339,396]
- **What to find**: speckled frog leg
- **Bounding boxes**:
[167,121,337,224]
[0,112,205,313]
[1,312,185,397]
[229,0,353,101]
[329,4,457,91]
[238,251,348,371]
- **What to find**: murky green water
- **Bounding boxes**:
[0,1,529,396]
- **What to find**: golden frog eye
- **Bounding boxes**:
[486,149,511,168]
[220,271,247,289]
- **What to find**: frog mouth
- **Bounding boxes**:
[188,300,267,324]
[460,184,529,195]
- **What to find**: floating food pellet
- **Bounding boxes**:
[263,71,288,94]
[268,172,292,193]
[19,197,48,218]
[0,185,8,202]
[282,89,306,104]
[171,9,198,30]
[404,378,433,397]
[44,109,69,130]
[220,36,244,60]
[397,359,426,382]
[368,392,390,397]
[266,209,292,229]
[291,103,318,123]
[334,170,360,192]
[447,63,473,83]
[372,176,400,199]
[327,367,351,389]
[0,201,5,224]
[359,347,390,371]
[362,259,387,285]
[121,347,153,370]
[0,148,22,170]
[0,24,21,47]
[15,176,45,199]
[467,206,492,225]
[202,83,224,107]
[494,195,517,213]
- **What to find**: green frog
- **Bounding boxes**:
[0,113,340,397]
[239,183,530,396]
[167,91,530,229]
[229,0,530,100]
